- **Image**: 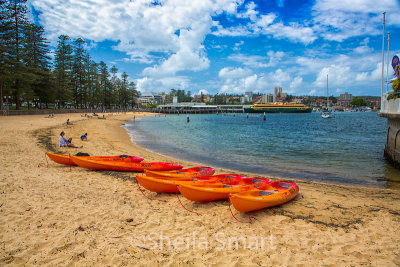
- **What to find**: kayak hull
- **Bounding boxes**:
[229,181,299,212]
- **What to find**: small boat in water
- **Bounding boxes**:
[229,181,299,212]
[46,152,144,166]
[145,166,215,179]
[136,174,248,193]
[177,178,272,202]
[321,74,335,119]
[70,156,183,172]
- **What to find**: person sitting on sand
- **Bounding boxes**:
[80,133,88,141]
[66,118,73,125]
[59,132,83,148]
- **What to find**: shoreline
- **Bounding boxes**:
[1,112,400,265]
[123,114,397,191]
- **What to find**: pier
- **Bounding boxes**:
[156,103,248,114]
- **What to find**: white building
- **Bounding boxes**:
[138,93,163,105]
[262,94,274,103]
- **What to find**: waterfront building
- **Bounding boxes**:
[339,92,353,101]
[138,93,163,105]
[338,92,353,107]
[274,86,282,102]
[367,98,381,109]
[274,87,282,97]
[245,92,253,102]
[262,94,274,103]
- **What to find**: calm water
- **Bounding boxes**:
[124,112,400,189]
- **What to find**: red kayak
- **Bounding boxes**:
[46,152,144,166]
[70,155,183,172]
[136,174,248,193]
[178,177,272,202]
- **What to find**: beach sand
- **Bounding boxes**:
[0,112,400,266]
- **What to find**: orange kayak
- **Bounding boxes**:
[46,152,144,166]
[145,166,215,179]
[177,178,272,202]
[229,181,299,212]
[70,156,183,172]
[136,174,248,193]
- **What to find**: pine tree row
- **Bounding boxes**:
[0,0,138,110]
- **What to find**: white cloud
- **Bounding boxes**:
[228,50,285,68]
[308,89,317,95]
[196,89,210,95]
[353,45,372,54]
[217,67,292,94]
[237,1,259,22]
[212,12,316,44]
[136,76,190,93]
[266,50,285,66]
[312,0,400,42]
[218,67,252,79]
[228,54,269,68]
[290,76,303,91]
[260,22,316,44]
[233,40,244,51]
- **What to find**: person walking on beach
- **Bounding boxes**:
[59,131,82,148]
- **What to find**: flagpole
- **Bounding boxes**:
[381,12,386,109]
[386,32,390,93]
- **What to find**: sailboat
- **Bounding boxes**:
[321,74,334,119]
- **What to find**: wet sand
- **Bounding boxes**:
[0,112,399,266]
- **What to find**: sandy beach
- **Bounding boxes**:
[1,112,400,266]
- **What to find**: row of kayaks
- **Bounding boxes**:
[137,173,299,212]
[46,152,299,213]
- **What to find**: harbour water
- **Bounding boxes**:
[125,112,400,189]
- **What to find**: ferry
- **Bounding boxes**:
[244,103,313,113]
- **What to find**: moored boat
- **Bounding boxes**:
[177,178,271,202]
[136,174,248,193]
[145,166,215,178]
[46,152,144,166]
[229,181,299,212]
[70,156,182,172]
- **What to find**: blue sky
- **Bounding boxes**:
[29,0,400,96]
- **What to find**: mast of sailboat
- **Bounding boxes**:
[326,74,329,111]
